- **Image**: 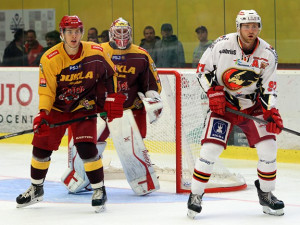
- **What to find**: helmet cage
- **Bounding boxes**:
[109,18,132,49]
[236,10,262,32]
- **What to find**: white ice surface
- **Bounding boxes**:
[0,143,299,225]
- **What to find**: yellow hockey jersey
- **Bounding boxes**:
[38,41,117,112]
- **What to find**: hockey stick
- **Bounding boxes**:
[0,112,106,140]
[225,107,300,136]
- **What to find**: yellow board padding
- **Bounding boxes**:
[221,146,300,164]
[0,133,69,146]
[1,134,299,164]
[31,157,51,170]
[84,158,103,172]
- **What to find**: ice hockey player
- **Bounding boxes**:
[61,17,162,195]
[16,15,125,213]
[187,9,284,219]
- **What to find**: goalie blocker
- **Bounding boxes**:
[61,110,160,195]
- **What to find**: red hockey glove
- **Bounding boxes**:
[263,108,283,134]
[104,93,126,122]
[207,86,226,116]
[33,111,52,137]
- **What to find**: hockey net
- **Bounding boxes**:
[101,69,246,193]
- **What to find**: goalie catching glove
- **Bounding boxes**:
[104,93,126,122]
[138,91,163,124]
[263,108,283,134]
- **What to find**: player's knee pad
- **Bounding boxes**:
[75,142,98,160]
[32,146,52,159]
[256,139,277,161]
[200,142,224,162]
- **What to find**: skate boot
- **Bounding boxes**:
[16,184,44,208]
[92,186,107,213]
[187,193,203,219]
[254,180,284,216]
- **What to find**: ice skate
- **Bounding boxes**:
[187,193,203,219]
[16,184,44,208]
[254,180,284,216]
[92,186,107,213]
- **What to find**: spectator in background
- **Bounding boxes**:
[139,26,160,59]
[25,29,43,66]
[2,29,28,66]
[34,30,61,66]
[153,23,185,68]
[87,27,99,43]
[99,30,109,43]
[192,26,213,68]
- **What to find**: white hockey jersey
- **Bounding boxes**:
[197,32,278,111]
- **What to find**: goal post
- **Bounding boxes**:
[148,69,247,193]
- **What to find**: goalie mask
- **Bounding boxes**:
[236,10,262,34]
[109,17,132,49]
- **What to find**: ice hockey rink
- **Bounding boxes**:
[0,143,299,225]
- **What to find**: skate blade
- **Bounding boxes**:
[16,196,43,208]
[262,206,284,216]
[94,204,106,213]
[187,209,198,219]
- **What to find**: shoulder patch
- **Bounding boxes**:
[91,45,103,51]
[47,50,59,59]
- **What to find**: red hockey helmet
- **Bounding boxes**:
[59,15,83,32]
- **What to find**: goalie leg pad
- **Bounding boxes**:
[61,144,91,193]
[61,167,91,193]
[108,109,160,195]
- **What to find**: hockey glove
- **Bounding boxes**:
[33,111,52,137]
[207,86,226,116]
[104,93,126,122]
[263,108,283,134]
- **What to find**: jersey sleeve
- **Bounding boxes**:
[197,38,220,93]
[258,47,278,111]
[99,44,118,94]
[140,51,162,94]
[38,54,59,112]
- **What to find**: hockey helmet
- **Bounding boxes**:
[59,15,84,32]
[236,10,262,32]
[109,17,132,49]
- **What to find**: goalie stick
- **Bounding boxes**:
[0,113,106,140]
[225,107,300,136]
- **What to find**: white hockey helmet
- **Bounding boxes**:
[236,10,262,32]
[109,17,132,49]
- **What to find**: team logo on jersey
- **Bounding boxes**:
[219,49,236,55]
[222,68,259,90]
[209,118,229,141]
[46,50,59,59]
[112,55,126,61]
[69,62,82,71]
[39,78,46,87]
[79,98,93,110]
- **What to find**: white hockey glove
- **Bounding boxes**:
[138,91,163,124]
